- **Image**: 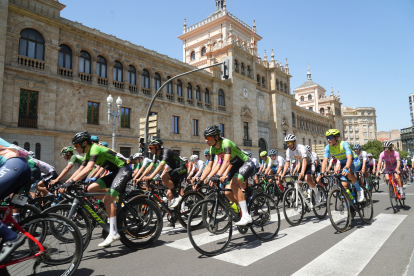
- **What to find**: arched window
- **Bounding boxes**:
[308,94,312,100]
[58,44,72,69]
[96,55,107,77]
[280,81,283,91]
[241,63,245,72]
[259,138,267,156]
[79,50,91,74]
[234,60,238,69]
[327,107,331,111]
[176,80,182,96]
[113,61,123,81]
[24,142,30,151]
[320,108,325,114]
[201,47,206,57]
[19,29,44,60]
[247,66,251,75]
[196,86,201,101]
[13,141,18,146]
[35,143,41,159]
[300,96,305,101]
[154,73,161,90]
[257,74,260,84]
[292,112,295,124]
[205,88,210,103]
[128,65,136,85]
[187,83,193,99]
[218,89,225,106]
[190,51,195,61]
[284,84,287,93]
[262,77,265,87]
[276,80,279,90]
[142,69,150,89]
[166,76,172,94]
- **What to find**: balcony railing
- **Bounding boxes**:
[113,80,124,89]
[187,99,194,105]
[18,114,38,128]
[218,106,226,112]
[205,103,211,109]
[129,84,138,93]
[166,93,174,101]
[197,101,203,107]
[142,88,151,96]
[58,67,73,77]
[17,55,45,70]
[177,96,184,103]
[243,139,252,147]
[235,68,239,73]
[79,72,92,82]
[97,77,108,85]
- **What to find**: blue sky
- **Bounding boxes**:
[60,0,414,132]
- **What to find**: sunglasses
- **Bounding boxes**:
[286,141,294,146]
[383,147,392,150]
[148,146,156,150]
[205,154,210,156]
[74,143,80,148]
[326,136,335,141]
[205,136,214,141]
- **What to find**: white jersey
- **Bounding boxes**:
[269,156,286,168]
[31,158,55,174]
[142,158,153,168]
[312,152,320,165]
[369,158,377,166]
[356,150,368,163]
[251,158,260,169]
[191,160,205,175]
[286,144,314,164]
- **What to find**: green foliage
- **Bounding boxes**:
[396,149,408,159]
[361,140,383,159]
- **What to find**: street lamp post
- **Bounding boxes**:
[107,94,122,150]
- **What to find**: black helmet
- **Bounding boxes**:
[72,131,91,145]
[148,139,163,146]
[204,125,221,137]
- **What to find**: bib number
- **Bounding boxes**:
[11,195,28,205]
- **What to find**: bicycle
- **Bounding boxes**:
[368,172,380,192]
[265,176,294,205]
[43,183,163,251]
[0,202,83,275]
[327,172,374,233]
[282,175,328,226]
[383,171,405,213]
[187,182,280,256]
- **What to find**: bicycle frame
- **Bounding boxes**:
[385,172,401,200]
[0,206,45,269]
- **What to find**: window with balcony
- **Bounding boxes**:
[187,83,193,99]
[190,51,195,61]
[201,47,206,57]
[35,143,41,159]
[176,80,182,97]
[166,76,172,94]
[79,50,91,74]
[218,89,225,106]
[196,86,201,101]
[18,90,38,128]
[243,122,249,140]
[154,73,161,90]
[19,29,44,60]
[142,69,150,89]
[113,61,123,81]
[24,142,30,151]
[205,88,210,104]
[58,44,72,69]
[96,56,107,78]
[308,94,312,100]
[120,147,131,158]
[128,65,136,85]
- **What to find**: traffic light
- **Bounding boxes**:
[221,56,233,80]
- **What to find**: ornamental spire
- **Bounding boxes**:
[307,63,311,80]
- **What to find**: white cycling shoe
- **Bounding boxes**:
[170,195,182,208]
[235,215,252,226]
[357,190,365,202]
[98,234,120,247]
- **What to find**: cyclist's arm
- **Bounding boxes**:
[321,158,329,174]
[200,158,214,181]
[71,161,95,183]
[264,165,271,175]
[94,166,106,179]
[281,161,289,178]
[362,159,367,173]
[140,163,154,180]
[147,162,165,179]
[300,158,307,177]
[67,165,85,182]
[53,163,74,183]
[376,154,383,173]
[133,165,147,181]
[194,163,204,178]
[89,165,102,179]
[160,167,168,178]
[188,165,196,178]
[217,153,230,176]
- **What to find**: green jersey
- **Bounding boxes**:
[69,154,84,168]
[209,138,248,167]
[133,163,142,170]
[82,144,125,172]
[407,159,412,167]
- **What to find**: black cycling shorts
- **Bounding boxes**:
[96,165,132,197]
[227,161,255,183]
[166,165,187,188]
[304,164,314,175]
[315,165,321,174]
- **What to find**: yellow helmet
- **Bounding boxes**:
[325,129,340,137]
[260,151,267,157]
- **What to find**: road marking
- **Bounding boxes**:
[373,193,414,196]
[292,213,407,276]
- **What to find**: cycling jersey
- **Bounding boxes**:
[31,158,56,174]
[206,156,223,166]
[83,143,125,172]
[369,158,377,167]
[68,154,84,168]
[269,156,286,168]
[191,160,205,175]
[251,157,260,169]
[324,141,358,164]
[209,139,248,167]
[0,137,28,166]
[261,156,272,167]
[356,151,368,166]
[152,148,185,170]
[133,163,142,170]
[407,159,412,167]
[286,144,313,164]
[312,152,320,165]
[378,150,401,172]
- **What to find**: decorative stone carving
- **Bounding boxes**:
[242,83,248,98]
[241,105,252,118]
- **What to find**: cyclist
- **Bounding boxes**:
[249,151,261,185]
[50,146,85,186]
[33,157,58,197]
[306,145,323,185]
[99,141,108,147]
[327,155,339,172]
[141,139,187,208]
[188,155,205,183]
[198,126,255,226]
[258,151,269,176]
[407,156,413,178]
[367,153,376,174]
[91,135,99,144]
[317,129,364,202]
[264,149,286,189]
[59,131,133,247]
[280,135,319,201]
[131,153,143,175]
[353,144,370,190]
[376,142,405,198]
[133,153,153,184]
[204,149,211,164]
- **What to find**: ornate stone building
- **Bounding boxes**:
[342,106,377,145]
[0,0,339,175]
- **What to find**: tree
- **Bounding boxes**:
[396,149,408,159]
[361,140,383,160]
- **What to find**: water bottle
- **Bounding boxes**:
[346,189,353,200]
[229,201,240,214]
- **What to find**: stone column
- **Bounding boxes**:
[72,52,80,80]
[0,0,9,121]
[91,58,98,83]
[45,44,60,76]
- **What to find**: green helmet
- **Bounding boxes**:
[325,129,340,137]
[260,151,267,157]
[61,146,74,155]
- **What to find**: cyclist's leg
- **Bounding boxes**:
[232,161,255,225]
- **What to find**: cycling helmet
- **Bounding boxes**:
[325,129,340,137]
[260,151,267,157]
[190,155,198,161]
[28,151,35,158]
[72,131,91,145]
[148,139,163,146]
[61,146,74,155]
[133,153,143,159]
[248,152,252,157]
[367,153,373,157]
[129,154,135,160]
[292,160,297,164]
[353,144,362,150]
[383,141,393,148]
[305,145,311,152]
[204,125,221,137]
[90,136,99,143]
[99,141,108,147]
[284,134,296,142]
[268,149,277,156]
[204,149,210,155]
[182,157,189,162]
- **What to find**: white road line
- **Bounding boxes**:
[292,213,407,276]
[373,193,414,196]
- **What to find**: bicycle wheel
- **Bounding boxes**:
[265,183,280,205]
[373,178,380,192]
[388,183,399,213]
[249,193,280,241]
[29,196,58,211]
[313,184,328,219]
[187,199,232,256]
[282,187,304,226]
[14,204,41,220]
[357,186,374,224]
[117,197,162,250]
[177,191,205,230]
[43,204,92,251]
[5,213,83,276]
[328,188,351,233]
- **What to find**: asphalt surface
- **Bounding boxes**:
[74,178,414,276]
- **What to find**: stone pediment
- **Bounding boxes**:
[241,105,252,118]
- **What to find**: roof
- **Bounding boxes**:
[297,79,318,89]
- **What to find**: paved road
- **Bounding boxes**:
[75,178,414,276]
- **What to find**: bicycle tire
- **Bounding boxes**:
[28,196,58,211]
[42,204,92,251]
[357,186,374,224]
[187,199,232,256]
[282,187,304,226]
[312,184,328,219]
[249,193,280,241]
[265,183,281,205]
[328,188,351,233]
[177,191,205,230]
[13,204,41,221]
[4,213,83,276]
[117,197,162,250]
[388,183,399,213]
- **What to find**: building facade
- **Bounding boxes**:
[401,127,413,153]
[409,93,414,126]
[342,106,377,145]
[0,0,338,175]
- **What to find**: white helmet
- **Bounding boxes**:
[28,151,35,158]
[305,145,311,152]
[284,134,296,142]
[190,155,198,161]
[292,160,297,164]
[133,153,143,159]
[182,157,189,162]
